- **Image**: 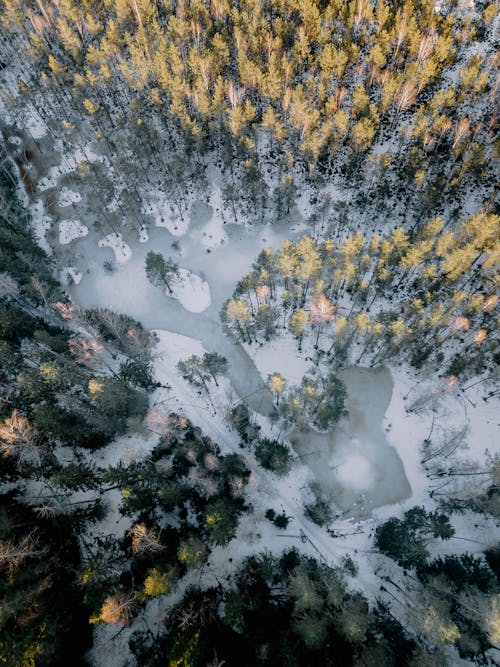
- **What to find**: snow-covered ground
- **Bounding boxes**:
[170,267,211,313]
[139,329,499,657]
[141,187,191,237]
[59,219,88,244]
[19,131,497,536]
[98,232,132,263]
[58,187,82,207]
[64,266,83,285]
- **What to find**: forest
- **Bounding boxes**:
[0,0,498,665]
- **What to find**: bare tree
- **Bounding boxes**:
[129,523,164,556]
[0,532,47,573]
[0,410,43,463]
[99,592,137,625]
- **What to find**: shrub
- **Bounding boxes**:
[229,403,260,443]
[265,508,290,529]
[255,438,292,475]
[177,536,207,569]
[304,498,332,527]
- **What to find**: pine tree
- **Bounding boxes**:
[202,352,228,387]
[145,251,179,294]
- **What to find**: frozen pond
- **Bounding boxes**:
[289,366,411,517]
[0,126,296,415]
[69,202,301,415]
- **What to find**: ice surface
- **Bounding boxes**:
[70,200,300,414]
[290,366,411,517]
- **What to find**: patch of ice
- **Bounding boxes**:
[334,446,374,492]
[98,232,132,264]
[58,219,88,245]
[191,214,228,251]
[170,268,211,313]
[289,366,412,515]
[58,188,82,207]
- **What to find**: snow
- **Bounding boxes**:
[6,98,494,663]
[37,169,59,191]
[248,333,312,385]
[249,340,417,516]
[152,214,189,236]
[67,204,302,415]
[154,213,188,236]
[58,187,82,207]
[170,267,211,313]
[28,149,497,538]
[95,431,158,470]
[386,366,499,507]
[29,199,52,254]
[204,182,230,249]
[154,329,205,369]
[24,111,47,139]
[98,232,132,263]
[64,266,82,285]
[150,330,359,556]
[80,325,498,667]
[37,177,58,192]
[456,388,498,463]
[106,198,119,213]
[142,188,191,237]
[152,329,231,417]
[383,367,432,507]
[59,219,89,245]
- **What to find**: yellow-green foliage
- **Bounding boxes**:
[2,0,494,162]
[142,568,170,597]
